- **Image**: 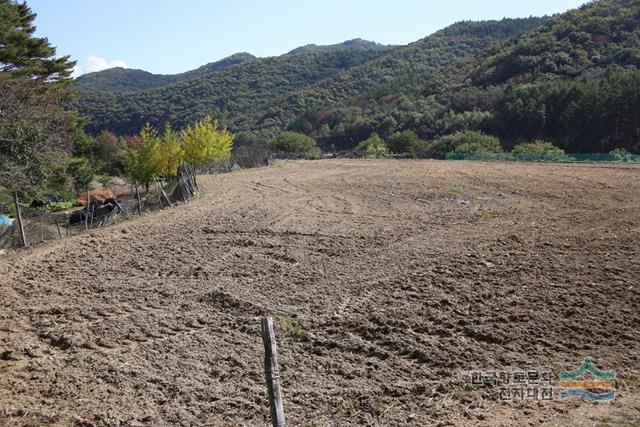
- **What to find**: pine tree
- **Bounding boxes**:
[0,0,75,81]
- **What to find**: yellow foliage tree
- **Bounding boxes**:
[181,115,234,169]
[153,125,184,177]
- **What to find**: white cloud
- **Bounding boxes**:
[72,55,129,77]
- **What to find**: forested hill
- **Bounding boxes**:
[73,18,546,136]
[265,0,640,154]
[471,0,640,85]
[243,17,549,139]
[73,52,256,92]
[73,1,640,155]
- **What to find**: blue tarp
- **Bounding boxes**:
[0,215,13,227]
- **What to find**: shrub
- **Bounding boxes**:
[512,140,565,158]
[268,131,321,157]
[429,130,502,158]
[354,133,389,157]
[609,148,634,162]
[41,200,75,212]
[386,130,428,153]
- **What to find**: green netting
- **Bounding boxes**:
[445,152,640,162]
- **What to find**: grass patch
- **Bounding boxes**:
[41,200,75,212]
[451,184,464,194]
[275,313,309,340]
[471,197,486,206]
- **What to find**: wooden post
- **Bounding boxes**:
[179,178,187,203]
[55,220,62,238]
[113,200,129,218]
[85,189,90,231]
[261,317,286,427]
[12,191,27,247]
[157,180,172,207]
[152,181,162,211]
[135,183,143,216]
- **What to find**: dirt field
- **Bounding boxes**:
[1,159,639,426]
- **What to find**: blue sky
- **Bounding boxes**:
[28,0,587,76]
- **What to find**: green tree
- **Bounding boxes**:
[354,133,388,157]
[268,131,321,157]
[125,124,160,190]
[66,157,94,193]
[0,76,80,195]
[0,0,80,197]
[0,0,75,81]
[93,130,128,175]
[387,130,428,153]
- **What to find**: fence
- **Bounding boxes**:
[445,152,640,162]
[0,152,278,251]
[0,175,196,250]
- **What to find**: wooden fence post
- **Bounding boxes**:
[157,180,172,207]
[134,183,143,216]
[12,191,27,247]
[261,317,286,427]
[85,189,90,230]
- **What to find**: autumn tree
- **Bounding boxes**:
[181,115,234,185]
[153,125,183,178]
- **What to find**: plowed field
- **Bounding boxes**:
[1,160,639,426]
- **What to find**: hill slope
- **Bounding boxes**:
[73,19,546,137]
[471,0,640,85]
[73,45,393,135]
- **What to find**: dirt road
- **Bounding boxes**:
[1,160,639,426]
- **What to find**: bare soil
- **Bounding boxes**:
[1,159,639,426]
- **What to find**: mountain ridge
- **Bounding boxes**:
[73,17,547,136]
[73,52,256,92]
[72,38,392,93]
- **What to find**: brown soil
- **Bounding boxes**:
[1,159,639,426]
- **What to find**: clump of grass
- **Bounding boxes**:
[451,184,464,194]
[480,211,491,221]
[276,313,309,340]
[471,197,486,206]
